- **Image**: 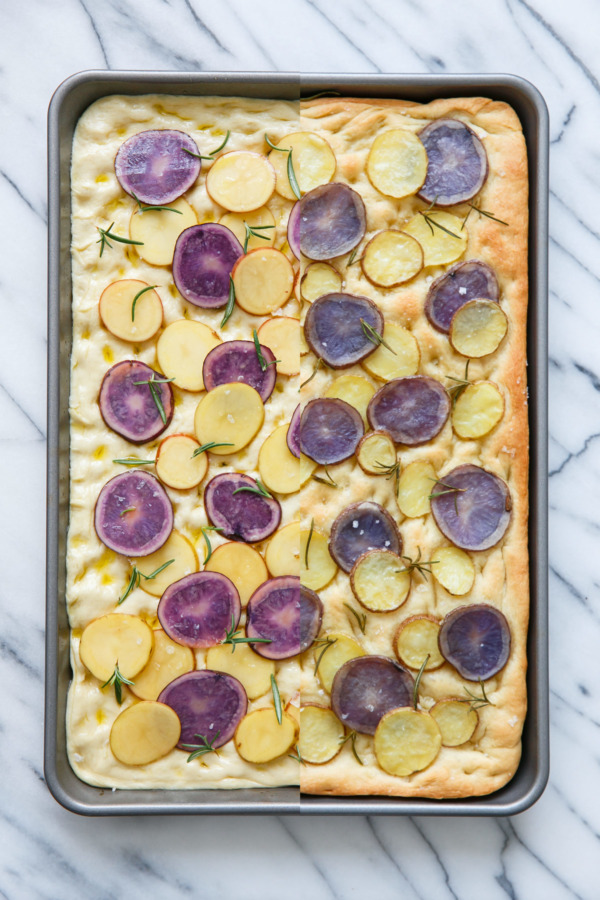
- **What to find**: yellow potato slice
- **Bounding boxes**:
[350,550,411,612]
[257,317,300,376]
[403,211,467,267]
[219,206,276,251]
[300,262,343,303]
[374,708,442,776]
[316,633,365,693]
[430,699,478,747]
[129,629,195,701]
[452,381,504,439]
[299,705,344,764]
[156,319,221,392]
[431,546,475,596]
[285,698,300,727]
[356,430,396,475]
[79,614,154,683]
[258,424,300,495]
[235,709,298,763]
[205,542,267,606]
[133,530,198,598]
[268,132,336,200]
[110,701,181,765]
[450,300,508,358]
[301,525,337,592]
[206,151,276,212]
[397,459,436,518]
[206,642,274,701]
[194,383,264,453]
[300,453,318,486]
[232,248,294,316]
[299,327,310,356]
[394,615,444,670]
[99,280,163,343]
[361,322,420,382]
[324,375,376,426]
[130,197,197,266]
[265,522,300,577]
[155,434,208,490]
[366,129,428,199]
[361,230,423,288]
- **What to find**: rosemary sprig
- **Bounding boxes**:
[313,636,337,675]
[132,373,174,425]
[232,478,273,499]
[311,468,338,488]
[113,457,155,466]
[252,328,280,371]
[222,614,272,654]
[299,357,324,390]
[118,559,175,604]
[428,478,466,515]
[373,459,401,496]
[96,222,144,257]
[181,731,221,763]
[264,134,301,200]
[304,517,315,568]
[395,548,439,581]
[463,679,494,710]
[243,222,275,254]
[461,203,509,231]
[360,318,397,355]
[413,654,430,709]
[347,246,362,266]
[132,194,183,215]
[101,662,134,705]
[288,745,305,764]
[271,674,283,725]
[339,730,364,766]
[418,205,462,241]
[446,360,472,405]
[209,130,231,155]
[131,284,157,321]
[191,442,234,458]
[182,130,231,161]
[221,276,236,329]
[200,525,224,565]
[343,603,366,635]
[119,507,136,517]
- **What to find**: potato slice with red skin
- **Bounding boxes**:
[430,699,478,747]
[157,320,221,392]
[301,262,342,303]
[418,118,488,207]
[206,151,276,212]
[449,299,508,358]
[95,471,173,557]
[269,132,336,200]
[130,197,197,266]
[132,530,198,598]
[79,614,154,683]
[232,248,294,316]
[159,670,247,750]
[350,549,411,612]
[155,434,208,490]
[361,230,423,288]
[265,522,300,577]
[99,280,163,343]
[374,708,442,776]
[205,542,268,607]
[298,705,345,764]
[115,129,201,205]
[394,615,444,671]
[235,709,298,764]
[366,129,428,199]
[219,206,276,251]
[257,317,300,376]
[258,424,300,495]
[129,630,195,701]
[110,701,181,766]
[206,642,274,701]
[194,383,264,455]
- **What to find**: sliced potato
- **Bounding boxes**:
[323,375,376,426]
[350,549,411,612]
[268,132,336,200]
[219,206,276,251]
[361,322,420,382]
[430,699,478,747]
[452,381,504,439]
[133,530,198,598]
[257,317,300,376]
[316,633,365,693]
[431,546,475,596]
[235,709,298,763]
[361,230,423,288]
[258,424,300,495]
[301,525,337,592]
[110,701,181,765]
[299,705,344,764]
[155,434,208,490]
[232,248,294,316]
[194,383,264,453]
[205,541,267,606]
[300,262,342,303]
[129,629,195,701]
[374,708,442,776]
[356,430,396,475]
[366,129,428,199]
[403,211,467,267]
[449,300,508,358]
[206,151,276,212]
[206,642,274,700]
[265,522,300,577]
[394,615,444,670]
[130,197,197,266]
[157,319,221,392]
[300,453,318,486]
[299,327,310,357]
[397,459,436,518]
[79,614,153,683]
[99,280,163,343]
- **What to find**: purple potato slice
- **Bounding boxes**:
[158,670,247,749]
[287,201,301,259]
[438,604,511,681]
[367,376,450,446]
[418,118,488,207]
[300,585,323,653]
[204,473,281,543]
[158,571,241,648]
[99,360,174,444]
[287,404,301,459]
[94,470,173,557]
[246,576,301,659]
[331,656,414,735]
[114,129,201,206]
[202,340,276,402]
[329,502,402,573]
[173,224,243,309]
[300,397,364,465]
[299,183,366,261]
[425,260,499,333]
[304,293,384,368]
[430,464,511,551]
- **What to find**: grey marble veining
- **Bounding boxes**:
[1,0,599,897]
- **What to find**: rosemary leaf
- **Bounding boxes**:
[96,223,144,257]
[131,284,157,321]
[209,130,230,155]
[132,194,183,215]
[141,559,175,581]
[243,222,274,254]
[339,730,363,766]
[312,636,337,676]
[221,276,236,329]
[271,674,283,725]
[360,318,397,355]
[200,526,223,565]
[191,442,234,458]
[413,654,430,709]
[287,150,301,200]
[288,745,305,764]
[252,328,280,371]
[232,479,273,499]
[181,731,221,763]
[299,357,323,390]
[113,457,155,466]
[101,662,134,705]
[419,211,462,241]
[305,517,315,569]
[222,613,272,654]
[119,507,136,517]
[343,603,366,634]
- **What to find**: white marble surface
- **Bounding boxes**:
[1,0,599,897]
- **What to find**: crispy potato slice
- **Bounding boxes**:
[205,541,267,606]
[452,381,504,439]
[133,530,198,598]
[431,546,475,596]
[361,230,423,288]
[110,701,181,765]
[397,459,436,518]
[394,615,444,670]
[374,708,442,776]
[268,132,336,200]
[403,211,467,267]
[130,197,197,266]
[194,383,264,453]
[356,430,396,475]
[206,642,274,701]
[324,375,376,426]
[301,525,337,592]
[300,262,343,303]
[366,129,428,199]
[155,434,208,490]
[257,317,300,376]
[130,629,195,701]
[206,151,276,212]
[219,206,276,251]
[157,319,221,392]
[79,614,154,682]
[450,300,508,358]
[232,248,294,316]
[300,453,318,486]
[258,424,300,495]
[266,522,300,577]
[430,698,478,747]
[235,709,298,763]
[350,549,411,612]
[299,705,344,764]
[99,280,163,343]
[361,322,420,382]
[315,633,365,693]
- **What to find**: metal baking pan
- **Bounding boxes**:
[46,70,548,816]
